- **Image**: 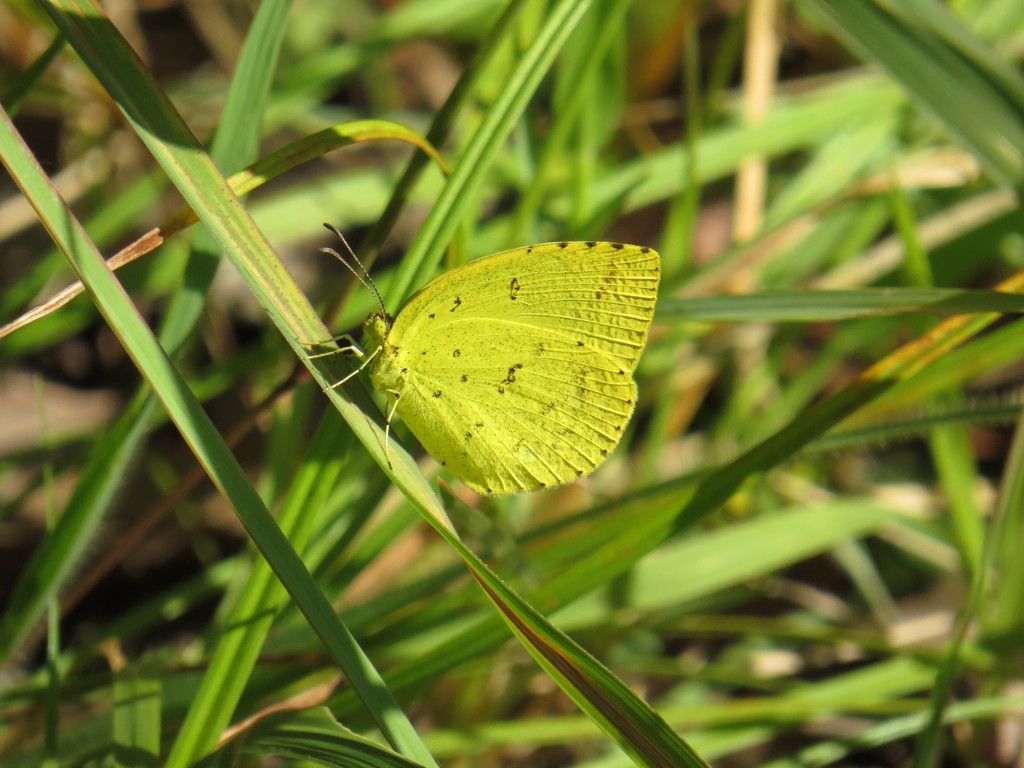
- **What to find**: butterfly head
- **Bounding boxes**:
[361,312,394,355]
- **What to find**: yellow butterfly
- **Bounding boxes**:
[323,228,659,495]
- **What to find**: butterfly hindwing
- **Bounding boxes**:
[366,242,659,494]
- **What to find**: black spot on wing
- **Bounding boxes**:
[498,363,524,391]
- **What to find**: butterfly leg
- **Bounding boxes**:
[383,393,400,468]
[299,334,380,392]
[302,334,362,360]
[316,345,381,392]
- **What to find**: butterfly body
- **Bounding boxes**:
[362,241,659,495]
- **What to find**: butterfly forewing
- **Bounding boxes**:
[369,242,659,494]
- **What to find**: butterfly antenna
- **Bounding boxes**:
[320,223,387,316]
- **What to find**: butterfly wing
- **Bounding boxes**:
[375,241,659,494]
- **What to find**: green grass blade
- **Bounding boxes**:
[658,288,1024,323]
[0,388,153,666]
[111,666,161,768]
[389,0,596,305]
[165,415,351,768]
[1,33,65,116]
[239,707,429,768]
[353,0,530,268]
